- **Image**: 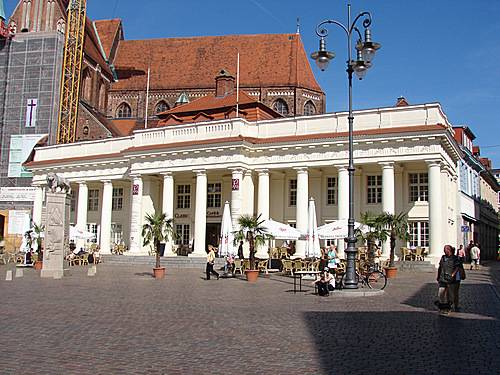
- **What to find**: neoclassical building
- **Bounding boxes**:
[26,101,463,265]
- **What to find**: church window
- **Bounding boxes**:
[304,101,316,116]
[155,100,169,114]
[81,69,92,102]
[116,102,132,118]
[273,99,289,116]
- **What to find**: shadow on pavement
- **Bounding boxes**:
[402,282,499,319]
[304,311,499,374]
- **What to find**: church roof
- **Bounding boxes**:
[111,33,322,93]
[93,18,122,61]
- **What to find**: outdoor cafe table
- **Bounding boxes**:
[293,270,321,294]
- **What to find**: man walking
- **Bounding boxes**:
[470,243,480,270]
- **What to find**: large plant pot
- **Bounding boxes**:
[245,269,259,282]
[384,267,398,278]
[34,260,43,270]
[153,267,166,279]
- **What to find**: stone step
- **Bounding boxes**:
[396,261,436,272]
[101,255,225,269]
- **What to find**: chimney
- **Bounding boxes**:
[395,96,409,107]
[215,69,235,97]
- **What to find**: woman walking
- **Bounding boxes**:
[206,247,219,280]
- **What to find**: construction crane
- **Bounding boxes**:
[56,0,87,144]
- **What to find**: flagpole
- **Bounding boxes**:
[236,51,240,118]
[144,66,150,129]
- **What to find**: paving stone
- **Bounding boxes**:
[0,262,499,374]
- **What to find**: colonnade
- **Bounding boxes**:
[31,160,446,259]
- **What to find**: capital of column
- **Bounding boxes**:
[101,179,112,185]
[193,169,206,177]
[293,167,308,175]
[379,162,394,169]
[76,181,87,186]
[334,165,348,172]
[161,171,173,177]
[425,160,442,169]
[256,169,269,177]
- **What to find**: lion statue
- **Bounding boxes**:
[46,172,71,194]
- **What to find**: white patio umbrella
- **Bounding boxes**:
[219,201,235,257]
[69,225,96,241]
[306,198,321,258]
[262,218,303,240]
[317,219,369,240]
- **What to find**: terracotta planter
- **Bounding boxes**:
[384,267,398,278]
[34,260,43,270]
[153,267,166,279]
[245,269,259,282]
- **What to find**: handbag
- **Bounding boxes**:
[443,273,454,283]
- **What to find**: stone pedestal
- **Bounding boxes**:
[41,193,70,279]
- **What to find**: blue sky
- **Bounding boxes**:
[5,0,500,167]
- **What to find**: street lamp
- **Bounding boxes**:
[311,4,380,289]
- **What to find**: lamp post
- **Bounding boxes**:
[311,4,380,289]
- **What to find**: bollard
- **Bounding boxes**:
[6,270,13,281]
[15,268,23,278]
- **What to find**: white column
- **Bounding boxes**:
[381,162,395,257]
[162,172,175,256]
[99,180,113,254]
[242,170,254,216]
[32,185,44,225]
[230,169,243,229]
[76,182,88,250]
[257,169,270,220]
[427,161,443,258]
[336,166,349,258]
[294,168,308,258]
[129,175,144,254]
[192,170,207,257]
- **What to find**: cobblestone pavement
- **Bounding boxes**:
[1,261,499,375]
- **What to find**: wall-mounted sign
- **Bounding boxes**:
[0,187,36,202]
[206,211,221,217]
[231,178,239,191]
[8,210,30,235]
[461,225,470,233]
[132,184,139,195]
[174,213,189,219]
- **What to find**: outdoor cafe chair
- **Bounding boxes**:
[293,259,304,273]
[308,260,320,272]
[414,247,425,261]
[401,247,414,261]
[233,259,244,275]
[69,256,81,266]
[279,247,289,259]
[281,259,294,276]
[257,259,269,274]
[242,259,250,272]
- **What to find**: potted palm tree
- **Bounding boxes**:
[377,212,409,278]
[234,214,272,282]
[358,212,388,264]
[142,212,174,279]
[32,223,44,270]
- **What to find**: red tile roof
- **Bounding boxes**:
[93,19,122,61]
[111,34,322,93]
[84,17,113,78]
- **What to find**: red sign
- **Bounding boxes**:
[132,184,139,195]
[232,178,239,191]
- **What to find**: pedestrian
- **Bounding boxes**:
[450,253,466,312]
[465,239,474,263]
[327,245,337,270]
[319,247,328,271]
[457,244,465,264]
[436,244,460,315]
[206,246,219,280]
[470,243,480,270]
[314,267,335,296]
[237,241,244,259]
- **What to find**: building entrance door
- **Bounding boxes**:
[206,223,221,249]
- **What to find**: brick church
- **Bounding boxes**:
[6,0,325,144]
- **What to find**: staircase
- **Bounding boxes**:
[101,254,225,269]
[396,260,436,273]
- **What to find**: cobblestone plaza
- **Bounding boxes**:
[1,263,499,374]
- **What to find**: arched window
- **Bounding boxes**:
[273,99,289,116]
[304,101,316,116]
[81,68,92,102]
[116,102,132,118]
[155,100,169,114]
[98,82,106,112]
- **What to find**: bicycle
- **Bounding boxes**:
[336,261,387,290]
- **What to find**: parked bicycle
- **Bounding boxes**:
[336,260,387,290]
